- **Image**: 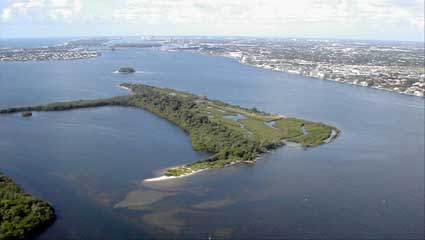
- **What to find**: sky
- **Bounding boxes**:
[0,0,424,41]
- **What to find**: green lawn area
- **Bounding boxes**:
[288,123,334,147]
[239,118,286,141]
[274,118,306,138]
[207,102,281,122]
[240,117,336,148]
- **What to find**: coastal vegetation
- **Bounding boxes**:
[118,67,135,73]
[0,83,339,178]
[0,173,55,240]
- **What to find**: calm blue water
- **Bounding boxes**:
[0,38,74,48]
[0,46,423,239]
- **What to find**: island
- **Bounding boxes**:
[0,84,340,179]
[118,67,135,73]
[21,112,32,117]
[0,172,55,240]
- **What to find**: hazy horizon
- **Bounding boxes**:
[0,35,424,44]
[0,0,424,42]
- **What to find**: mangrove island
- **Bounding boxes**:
[118,67,135,73]
[0,84,340,179]
[0,172,55,240]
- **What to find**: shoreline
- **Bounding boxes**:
[143,158,260,182]
[240,60,425,98]
[183,50,424,98]
[143,131,340,181]
[117,85,132,92]
[143,158,262,182]
[141,118,340,182]
[144,169,207,182]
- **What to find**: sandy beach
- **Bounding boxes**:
[143,169,207,182]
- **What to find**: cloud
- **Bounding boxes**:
[310,0,424,28]
[112,0,424,30]
[0,0,423,40]
[1,0,83,23]
[2,0,423,29]
[1,8,12,22]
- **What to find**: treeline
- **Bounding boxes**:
[122,84,282,162]
[0,84,284,173]
[0,173,55,240]
[0,96,131,114]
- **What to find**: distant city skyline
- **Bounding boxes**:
[0,0,424,41]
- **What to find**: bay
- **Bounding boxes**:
[0,46,423,239]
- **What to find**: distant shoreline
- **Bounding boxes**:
[184,50,424,98]
[236,59,425,98]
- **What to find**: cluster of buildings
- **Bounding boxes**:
[0,48,99,61]
[165,37,424,97]
[240,57,425,97]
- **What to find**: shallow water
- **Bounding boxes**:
[0,46,423,239]
[223,113,246,121]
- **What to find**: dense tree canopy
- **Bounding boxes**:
[0,173,55,240]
